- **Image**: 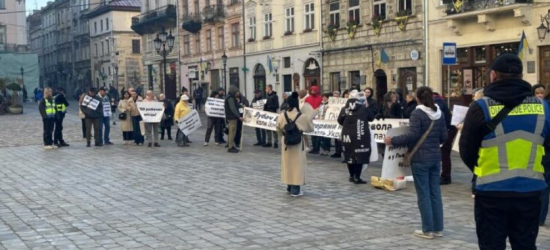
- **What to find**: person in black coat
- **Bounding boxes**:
[433,92,456,185]
[159,94,174,140]
[234,91,249,148]
[364,87,378,116]
[338,90,375,184]
[403,93,418,119]
[263,84,279,148]
[53,87,70,147]
[378,91,402,119]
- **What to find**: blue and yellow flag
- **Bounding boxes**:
[267,55,273,74]
[518,31,530,61]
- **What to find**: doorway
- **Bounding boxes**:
[254,64,266,96]
[398,67,417,94]
[303,58,320,89]
[165,62,177,100]
[540,46,550,86]
[210,69,220,92]
[375,69,388,106]
[283,75,292,92]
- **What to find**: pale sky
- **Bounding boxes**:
[27,0,50,13]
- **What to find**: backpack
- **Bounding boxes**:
[283,112,303,149]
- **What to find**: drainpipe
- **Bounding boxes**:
[176,0,183,92]
[423,0,429,86]
[242,0,247,97]
[319,0,323,92]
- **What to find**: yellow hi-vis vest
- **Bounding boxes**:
[475,96,547,192]
[45,99,55,118]
[55,95,66,113]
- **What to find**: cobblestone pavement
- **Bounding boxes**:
[0,102,550,249]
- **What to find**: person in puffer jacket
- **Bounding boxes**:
[385,86,448,239]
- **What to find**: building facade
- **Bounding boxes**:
[54,0,73,92]
[0,0,27,52]
[244,0,321,98]
[40,2,59,89]
[88,0,142,90]
[27,11,43,83]
[72,0,101,92]
[321,0,425,103]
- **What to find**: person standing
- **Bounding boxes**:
[225,86,242,153]
[338,90,375,184]
[276,92,314,197]
[128,90,144,146]
[78,93,87,138]
[378,91,402,119]
[235,91,249,148]
[53,87,69,147]
[434,92,454,185]
[364,87,378,116]
[305,86,323,154]
[81,87,103,147]
[385,86,448,239]
[403,93,418,119]
[313,93,332,156]
[251,90,267,146]
[216,88,227,144]
[331,91,343,159]
[460,54,550,248]
[143,90,161,147]
[204,92,223,146]
[117,91,134,145]
[39,87,56,149]
[194,85,204,111]
[97,87,113,145]
[159,94,174,140]
[174,94,192,147]
[264,84,280,148]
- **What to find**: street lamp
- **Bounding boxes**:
[221,51,228,90]
[154,27,175,95]
[20,66,24,86]
[538,10,550,41]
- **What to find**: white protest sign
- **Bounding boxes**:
[305,120,342,139]
[381,127,412,179]
[324,97,347,120]
[82,95,100,111]
[252,99,267,110]
[137,102,165,123]
[451,105,468,126]
[242,107,278,131]
[452,131,461,152]
[371,119,409,143]
[103,101,111,117]
[178,110,202,136]
[205,97,225,118]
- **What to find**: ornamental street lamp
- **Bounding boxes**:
[20,66,24,86]
[538,10,550,41]
[221,51,228,90]
[154,27,175,95]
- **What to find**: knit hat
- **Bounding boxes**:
[349,90,359,99]
[288,92,299,109]
[181,94,189,101]
[490,53,523,74]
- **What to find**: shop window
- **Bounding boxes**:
[494,43,519,58]
[230,67,239,87]
[457,48,468,65]
[283,57,291,68]
[474,47,486,64]
[331,72,341,92]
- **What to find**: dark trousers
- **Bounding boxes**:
[321,137,331,151]
[122,131,133,141]
[85,118,100,145]
[255,128,266,144]
[195,98,202,111]
[311,136,321,152]
[334,139,342,154]
[160,126,172,140]
[475,195,540,250]
[215,119,225,143]
[205,117,222,143]
[54,115,65,144]
[235,120,243,146]
[540,155,550,225]
[347,164,363,179]
[81,119,86,138]
[42,118,55,146]
[131,116,144,144]
[440,127,458,180]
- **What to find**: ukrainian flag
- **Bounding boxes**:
[518,31,530,61]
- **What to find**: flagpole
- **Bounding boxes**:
[423,0,429,87]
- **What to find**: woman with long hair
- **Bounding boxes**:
[364,87,378,115]
[39,87,56,149]
[380,91,402,118]
[117,91,134,145]
[385,86,448,239]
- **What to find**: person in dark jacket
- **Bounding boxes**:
[235,91,249,148]
[433,92,456,185]
[541,88,550,226]
[385,86,448,239]
[251,90,267,146]
[39,87,56,149]
[81,87,103,147]
[403,93,417,119]
[264,84,279,148]
[194,85,204,111]
[280,92,290,111]
[395,88,406,115]
[378,91,402,119]
[364,87,378,116]
[225,85,242,153]
[460,54,550,249]
[338,90,375,184]
[533,83,545,100]
[159,94,174,140]
[53,87,70,147]
[205,91,223,146]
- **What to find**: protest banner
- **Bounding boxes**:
[178,110,202,136]
[381,127,412,179]
[102,101,111,117]
[205,97,225,118]
[305,120,342,139]
[370,119,409,143]
[242,107,278,131]
[452,131,461,152]
[451,105,468,126]
[252,99,267,110]
[324,97,348,120]
[82,95,100,111]
[137,102,165,123]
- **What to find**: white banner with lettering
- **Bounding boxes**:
[324,97,348,120]
[205,97,225,118]
[243,107,278,131]
[178,110,202,136]
[371,119,409,143]
[252,99,267,110]
[381,127,412,179]
[304,120,342,139]
[137,102,165,123]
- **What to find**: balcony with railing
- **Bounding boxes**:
[0,43,29,53]
[443,0,531,16]
[203,5,226,24]
[131,5,177,35]
[181,13,202,33]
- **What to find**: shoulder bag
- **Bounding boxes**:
[402,120,435,167]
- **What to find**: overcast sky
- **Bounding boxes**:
[27,0,50,13]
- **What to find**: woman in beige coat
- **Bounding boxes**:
[276,92,315,197]
[117,91,134,145]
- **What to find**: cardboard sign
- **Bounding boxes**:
[451,105,468,126]
[305,120,342,139]
[205,97,225,118]
[324,97,348,120]
[103,101,111,117]
[252,99,267,110]
[178,110,202,136]
[137,102,165,123]
[371,119,409,143]
[381,127,412,179]
[82,95,100,111]
[242,107,278,131]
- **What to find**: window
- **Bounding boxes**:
[349,0,360,24]
[100,20,103,32]
[232,23,240,47]
[263,13,272,38]
[349,71,360,88]
[95,43,98,56]
[398,0,412,15]
[374,0,386,20]
[230,67,240,87]
[331,72,341,92]
[249,17,256,40]
[283,57,291,68]
[132,40,140,54]
[183,35,190,55]
[106,18,109,30]
[182,0,188,16]
[285,8,294,33]
[106,40,110,54]
[146,35,152,52]
[218,26,225,49]
[304,3,314,30]
[195,33,201,53]
[206,29,212,51]
[329,2,340,27]
[0,0,5,9]
[94,22,97,34]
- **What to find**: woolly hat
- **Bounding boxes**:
[181,94,190,101]
[288,92,299,109]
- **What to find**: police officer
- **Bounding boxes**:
[53,87,70,147]
[460,54,550,249]
[39,87,56,149]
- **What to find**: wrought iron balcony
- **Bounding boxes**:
[182,13,202,33]
[444,0,531,15]
[203,5,226,24]
[131,4,177,35]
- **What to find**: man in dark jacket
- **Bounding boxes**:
[460,54,550,249]
[225,85,242,153]
[403,93,417,119]
[251,90,267,146]
[53,87,70,147]
[159,94,174,140]
[433,92,456,185]
[194,86,204,111]
[264,84,279,148]
[81,87,103,147]
[98,87,113,145]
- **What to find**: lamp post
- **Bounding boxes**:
[20,66,24,86]
[537,10,550,41]
[154,27,175,95]
[221,51,228,90]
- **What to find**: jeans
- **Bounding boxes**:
[266,130,278,144]
[54,115,65,145]
[85,118,100,145]
[145,123,160,144]
[205,117,222,143]
[42,118,55,146]
[440,127,458,181]
[255,128,266,144]
[321,137,331,151]
[131,116,144,144]
[311,136,321,152]
[411,161,444,233]
[98,116,111,144]
[227,119,238,149]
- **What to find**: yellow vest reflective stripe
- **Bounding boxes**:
[45,99,55,118]
[475,97,546,188]
[55,95,66,113]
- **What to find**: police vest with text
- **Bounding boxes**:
[475,96,548,192]
[54,94,66,113]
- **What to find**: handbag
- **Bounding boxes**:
[118,112,127,120]
[403,120,435,167]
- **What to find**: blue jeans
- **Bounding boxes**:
[98,116,111,144]
[411,161,444,233]
[255,128,266,144]
[311,136,321,152]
